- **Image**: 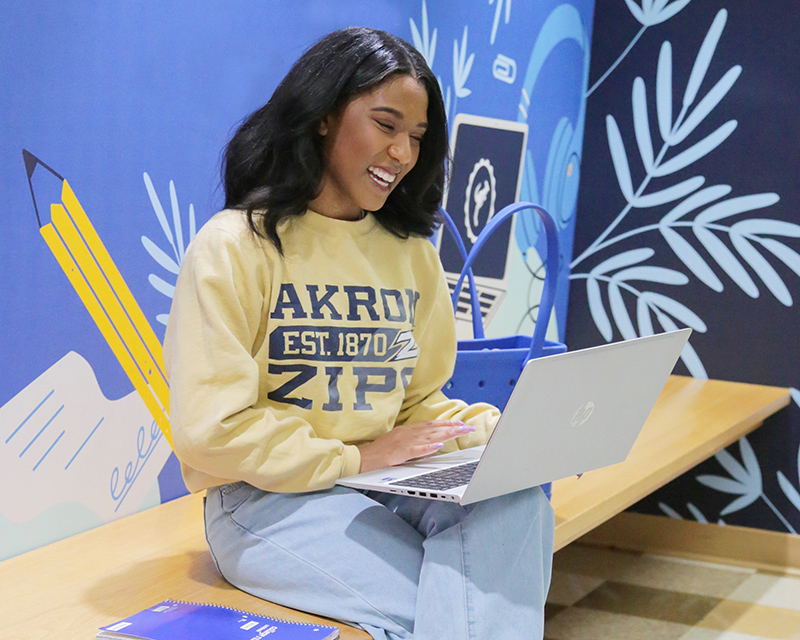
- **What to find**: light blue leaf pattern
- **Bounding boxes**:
[633,176,704,208]
[608,280,637,339]
[653,312,707,377]
[777,423,800,514]
[632,78,654,172]
[682,10,727,109]
[777,472,800,514]
[638,291,707,331]
[587,276,613,341]
[148,274,175,299]
[661,184,731,224]
[141,236,180,275]
[141,174,197,326]
[694,227,759,298]
[614,266,688,285]
[658,501,682,519]
[654,121,737,177]
[489,0,512,45]
[660,226,724,291]
[656,42,673,142]
[671,66,741,145]
[730,225,792,305]
[686,502,709,523]
[606,115,635,202]
[626,0,692,27]
[409,0,437,68]
[593,248,654,274]
[735,219,800,237]
[766,241,800,279]
[453,26,474,99]
[695,193,780,224]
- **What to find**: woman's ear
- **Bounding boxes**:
[318,116,330,136]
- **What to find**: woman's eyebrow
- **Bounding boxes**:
[370,106,428,128]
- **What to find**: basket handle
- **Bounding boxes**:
[446,202,559,363]
[439,206,484,337]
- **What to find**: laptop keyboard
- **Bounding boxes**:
[389,461,478,490]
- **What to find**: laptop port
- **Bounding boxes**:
[407,491,416,496]
[419,492,427,497]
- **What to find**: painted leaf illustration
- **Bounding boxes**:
[694,227,759,298]
[587,276,613,341]
[662,184,731,224]
[606,115,635,202]
[632,78,654,172]
[777,472,800,514]
[731,224,792,305]
[697,437,762,516]
[683,10,727,108]
[660,226,723,291]
[144,173,176,250]
[633,176,704,208]
[141,236,180,275]
[658,502,683,519]
[656,42,673,141]
[609,280,637,339]
[593,248,654,274]
[671,66,741,145]
[148,274,175,299]
[776,423,800,513]
[686,502,709,523]
[654,120,737,177]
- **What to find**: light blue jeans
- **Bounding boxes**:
[204,482,554,640]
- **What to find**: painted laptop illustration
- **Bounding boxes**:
[337,329,691,505]
[437,114,528,336]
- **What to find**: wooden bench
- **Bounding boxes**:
[0,376,790,640]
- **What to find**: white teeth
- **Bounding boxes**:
[368,167,396,184]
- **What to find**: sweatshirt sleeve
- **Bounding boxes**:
[394,243,500,451]
[163,220,361,493]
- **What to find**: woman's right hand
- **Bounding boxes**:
[356,420,475,473]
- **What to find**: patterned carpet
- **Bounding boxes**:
[545,544,800,639]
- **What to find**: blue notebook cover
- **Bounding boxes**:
[97,600,339,640]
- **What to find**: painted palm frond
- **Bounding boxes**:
[625,0,693,27]
[453,26,475,99]
[141,173,197,326]
[696,437,762,516]
[409,0,437,69]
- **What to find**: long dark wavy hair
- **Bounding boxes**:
[222,27,448,252]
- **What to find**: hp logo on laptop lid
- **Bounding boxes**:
[571,401,595,428]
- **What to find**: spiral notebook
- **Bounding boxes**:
[97,600,339,640]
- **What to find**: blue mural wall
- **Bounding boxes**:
[0,0,595,560]
[567,0,800,531]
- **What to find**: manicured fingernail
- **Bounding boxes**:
[458,425,475,432]
[434,442,444,449]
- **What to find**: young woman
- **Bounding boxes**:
[164,27,554,640]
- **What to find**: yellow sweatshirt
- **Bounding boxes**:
[163,209,499,493]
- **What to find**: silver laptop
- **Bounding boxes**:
[337,329,691,504]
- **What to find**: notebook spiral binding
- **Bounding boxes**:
[162,600,337,628]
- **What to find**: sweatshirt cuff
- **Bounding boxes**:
[340,444,362,478]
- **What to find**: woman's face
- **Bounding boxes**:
[310,74,429,220]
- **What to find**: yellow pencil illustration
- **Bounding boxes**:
[24,151,173,448]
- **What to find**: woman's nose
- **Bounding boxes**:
[388,135,413,165]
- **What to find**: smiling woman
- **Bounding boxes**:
[311,75,429,220]
[163,26,554,640]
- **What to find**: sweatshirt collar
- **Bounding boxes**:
[297,209,378,237]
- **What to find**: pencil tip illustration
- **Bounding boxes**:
[22,149,64,228]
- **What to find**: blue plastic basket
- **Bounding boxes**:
[440,202,566,501]
[441,202,567,411]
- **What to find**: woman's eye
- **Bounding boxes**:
[377,121,395,131]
